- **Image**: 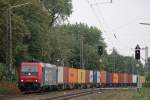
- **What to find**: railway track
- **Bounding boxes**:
[0,91,51,100]
[0,87,136,100]
[0,88,101,100]
[42,88,101,100]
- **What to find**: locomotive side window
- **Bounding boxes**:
[21,66,38,76]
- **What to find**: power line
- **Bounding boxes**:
[85,0,147,59]
[85,0,115,48]
[93,3,118,41]
[85,0,120,73]
[92,2,150,58]
[90,0,113,6]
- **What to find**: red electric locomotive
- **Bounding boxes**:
[18,62,43,91]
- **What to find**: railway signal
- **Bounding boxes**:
[135,44,140,60]
[98,46,103,56]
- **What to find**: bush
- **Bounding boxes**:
[0,63,7,81]
[146,72,150,81]
[143,81,150,88]
[0,63,18,82]
[142,72,150,88]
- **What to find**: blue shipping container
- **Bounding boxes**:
[106,72,112,84]
[93,71,97,83]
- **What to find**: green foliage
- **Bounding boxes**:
[42,0,72,26]
[146,72,150,81]
[143,81,150,88]
[135,88,150,100]
[47,23,106,69]
[0,0,73,81]
[143,72,150,88]
[0,63,7,81]
[104,48,144,74]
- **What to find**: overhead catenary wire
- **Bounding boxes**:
[90,0,118,44]
[85,0,119,73]
[92,1,150,60]
[85,0,115,48]
[85,0,147,63]
[85,0,146,68]
[91,1,150,35]
[91,0,150,32]
[90,0,113,6]
[93,2,118,41]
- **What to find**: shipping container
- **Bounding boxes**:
[68,68,78,84]
[93,71,100,83]
[77,69,85,84]
[93,71,97,83]
[106,72,112,84]
[128,74,132,84]
[132,75,137,83]
[123,73,128,84]
[100,71,107,84]
[89,70,93,83]
[63,67,69,83]
[44,64,57,85]
[118,73,121,84]
[120,73,124,83]
[112,73,118,83]
[97,71,100,83]
[126,74,129,83]
[142,76,145,84]
[85,70,90,83]
[140,76,145,84]
[57,66,64,84]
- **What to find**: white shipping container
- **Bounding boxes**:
[57,66,64,84]
[97,71,100,83]
[89,70,93,83]
[132,75,137,83]
[44,64,57,85]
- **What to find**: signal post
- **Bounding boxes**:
[135,44,140,92]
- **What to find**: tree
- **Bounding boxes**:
[0,0,29,64]
[0,0,73,66]
[105,48,144,74]
[50,23,106,69]
[41,0,72,26]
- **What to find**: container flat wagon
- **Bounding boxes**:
[18,62,145,91]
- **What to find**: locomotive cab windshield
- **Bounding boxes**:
[21,66,38,76]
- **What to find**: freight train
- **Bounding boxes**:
[18,62,145,91]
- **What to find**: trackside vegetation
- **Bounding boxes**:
[134,88,150,100]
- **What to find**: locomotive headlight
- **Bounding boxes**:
[21,80,24,82]
[35,80,38,82]
[28,73,31,76]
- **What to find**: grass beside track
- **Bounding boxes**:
[94,89,136,100]
[94,88,150,100]
[134,88,150,100]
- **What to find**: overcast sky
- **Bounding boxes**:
[69,0,150,60]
